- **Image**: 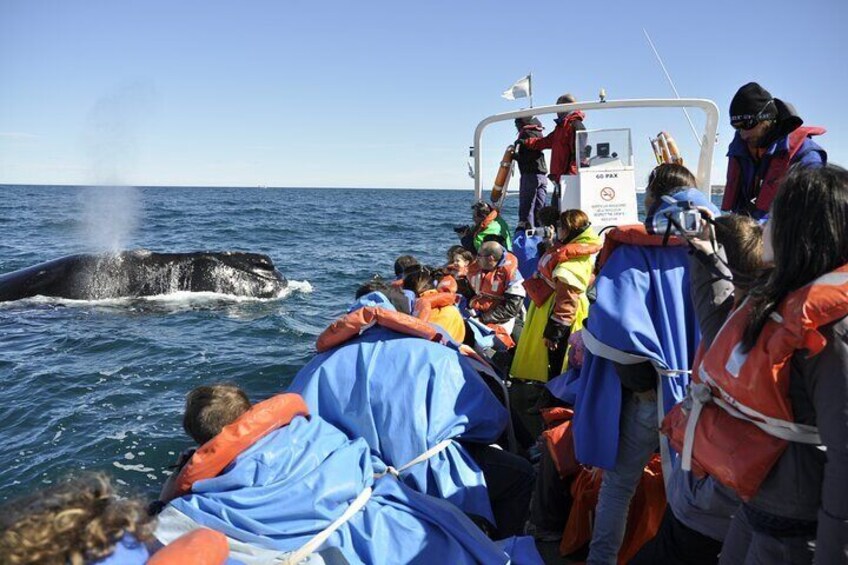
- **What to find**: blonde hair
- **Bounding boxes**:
[0,473,155,565]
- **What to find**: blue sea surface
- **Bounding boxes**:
[0,185,720,501]
[0,185,507,500]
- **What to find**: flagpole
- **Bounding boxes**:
[643,28,701,147]
[529,73,533,108]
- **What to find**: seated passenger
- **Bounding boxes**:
[467,241,526,336]
[288,293,535,537]
[512,209,601,384]
[155,385,540,564]
[445,245,475,296]
[403,268,466,343]
[0,472,228,565]
[392,254,420,311]
[457,201,513,252]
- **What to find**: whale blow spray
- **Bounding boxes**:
[81,83,155,252]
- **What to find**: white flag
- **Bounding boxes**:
[502,75,531,100]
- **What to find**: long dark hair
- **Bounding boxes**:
[742,164,848,348]
[647,163,696,202]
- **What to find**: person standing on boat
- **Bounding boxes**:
[664,165,848,565]
[514,116,548,228]
[630,214,766,565]
[722,82,826,219]
[519,93,585,213]
[571,164,719,564]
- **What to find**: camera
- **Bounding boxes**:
[646,197,704,236]
[524,225,555,240]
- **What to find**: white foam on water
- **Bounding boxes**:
[112,461,154,473]
[280,280,313,296]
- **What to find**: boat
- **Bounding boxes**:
[469,96,720,230]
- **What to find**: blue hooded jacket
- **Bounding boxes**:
[156,414,531,564]
[573,189,717,469]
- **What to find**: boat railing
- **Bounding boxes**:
[471,98,720,201]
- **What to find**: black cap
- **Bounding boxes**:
[730,82,778,124]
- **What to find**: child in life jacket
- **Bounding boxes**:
[445,245,476,304]
[403,267,466,343]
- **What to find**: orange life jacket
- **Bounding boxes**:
[560,455,666,564]
[317,305,492,366]
[524,241,601,307]
[595,224,686,273]
[413,289,458,322]
[168,394,310,500]
[148,528,230,565]
[540,407,579,480]
[663,264,848,499]
[472,210,499,240]
[317,306,444,352]
[436,275,458,294]
[467,252,519,313]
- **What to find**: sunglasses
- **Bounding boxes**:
[731,100,775,131]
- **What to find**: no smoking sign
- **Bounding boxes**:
[600,187,616,201]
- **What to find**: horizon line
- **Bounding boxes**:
[0,183,475,191]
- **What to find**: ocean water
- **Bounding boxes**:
[0,185,513,500]
[0,185,718,502]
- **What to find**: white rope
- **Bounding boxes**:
[373,439,455,480]
[279,486,373,565]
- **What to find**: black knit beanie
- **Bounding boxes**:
[729,82,778,124]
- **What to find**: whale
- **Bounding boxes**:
[0,250,288,302]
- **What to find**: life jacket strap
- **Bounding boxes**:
[373,439,455,480]
[700,367,822,443]
[680,365,823,473]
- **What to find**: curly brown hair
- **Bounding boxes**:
[0,472,155,565]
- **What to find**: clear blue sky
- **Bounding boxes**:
[1,0,845,189]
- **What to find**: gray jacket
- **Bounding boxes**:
[664,247,739,542]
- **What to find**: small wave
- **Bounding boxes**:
[0,280,312,307]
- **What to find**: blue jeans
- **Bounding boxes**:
[587,392,659,564]
[518,174,548,227]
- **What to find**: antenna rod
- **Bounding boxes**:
[643,28,701,147]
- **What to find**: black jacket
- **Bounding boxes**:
[515,120,548,176]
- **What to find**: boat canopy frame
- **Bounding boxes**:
[471,98,720,200]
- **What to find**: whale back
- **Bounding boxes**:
[0,250,287,302]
